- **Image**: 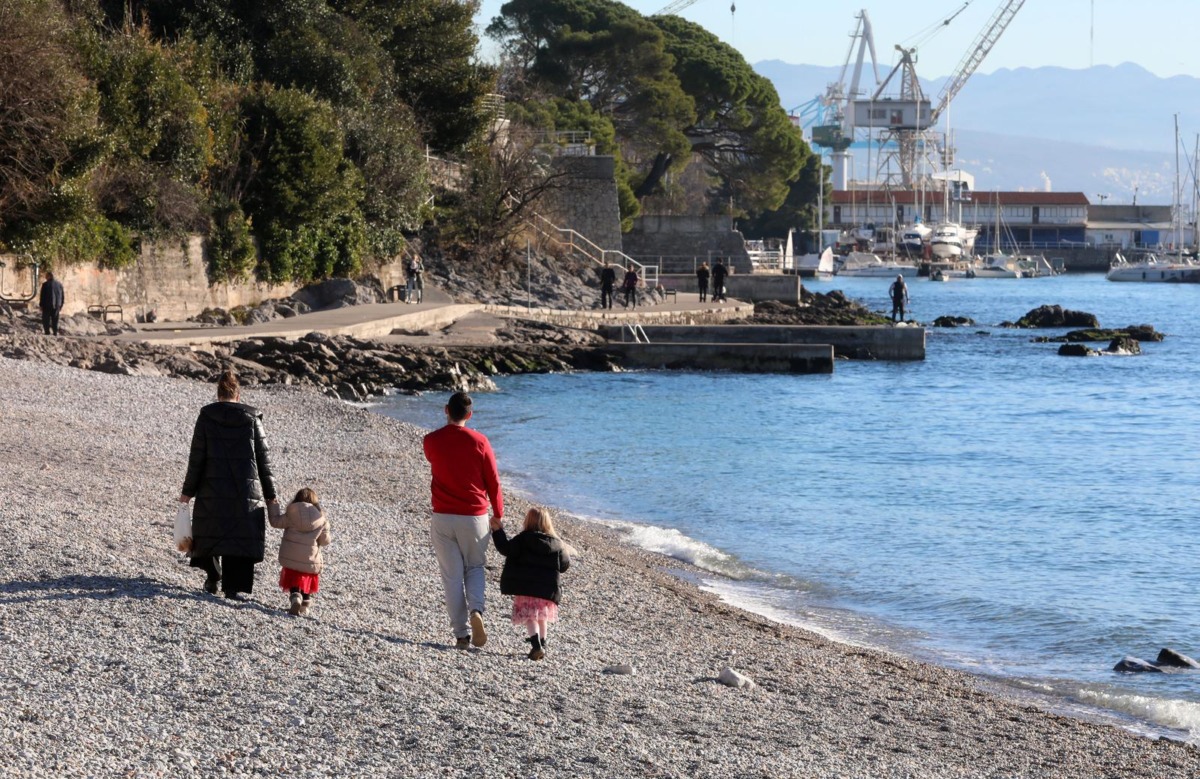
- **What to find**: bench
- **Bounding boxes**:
[87,304,123,322]
[660,288,677,303]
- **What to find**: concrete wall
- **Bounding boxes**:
[3,236,408,321]
[623,215,753,274]
[483,303,751,329]
[541,156,623,252]
[608,342,833,374]
[660,273,802,303]
[600,324,926,361]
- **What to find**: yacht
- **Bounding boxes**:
[836,252,919,277]
[930,223,978,259]
[796,246,835,277]
[974,253,1024,278]
[898,217,932,257]
[1106,252,1200,282]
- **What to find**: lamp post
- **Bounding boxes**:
[1096,193,1109,205]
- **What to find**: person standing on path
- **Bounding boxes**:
[599,262,617,309]
[711,259,729,302]
[423,391,504,649]
[406,257,424,304]
[622,264,641,309]
[889,274,910,322]
[38,271,64,336]
[696,262,710,302]
[179,369,278,600]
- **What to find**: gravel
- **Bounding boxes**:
[2,356,1198,778]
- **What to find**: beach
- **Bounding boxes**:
[2,356,1198,778]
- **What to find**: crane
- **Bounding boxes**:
[852,0,1025,188]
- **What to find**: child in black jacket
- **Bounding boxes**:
[490,507,571,660]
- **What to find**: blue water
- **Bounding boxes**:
[378,274,1200,739]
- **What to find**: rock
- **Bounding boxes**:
[717,667,755,689]
[1155,648,1200,669]
[932,315,975,327]
[1104,336,1141,355]
[602,664,635,675]
[291,279,380,311]
[1057,344,1097,357]
[1113,656,1163,673]
[1012,305,1100,329]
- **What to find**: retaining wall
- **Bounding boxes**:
[600,324,925,361]
[623,215,753,273]
[483,303,752,329]
[607,342,833,374]
[660,273,802,303]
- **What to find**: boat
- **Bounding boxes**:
[898,217,932,257]
[836,252,919,277]
[1105,252,1200,282]
[796,246,835,277]
[974,253,1024,278]
[930,222,978,259]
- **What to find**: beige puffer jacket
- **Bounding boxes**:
[269,501,331,574]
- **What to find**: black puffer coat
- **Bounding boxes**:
[182,401,276,560]
[492,528,570,604]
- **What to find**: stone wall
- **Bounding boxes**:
[2,236,407,321]
[541,156,623,252]
[622,215,752,274]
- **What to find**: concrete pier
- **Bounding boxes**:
[601,324,926,360]
[607,342,834,373]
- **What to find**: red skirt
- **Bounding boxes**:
[511,595,558,624]
[279,567,320,595]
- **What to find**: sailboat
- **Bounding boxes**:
[1106,116,1199,282]
[898,215,932,257]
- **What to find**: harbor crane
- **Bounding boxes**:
[856,0,1026,188]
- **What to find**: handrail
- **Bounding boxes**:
[625,324,649,343]
[525,210,660,289]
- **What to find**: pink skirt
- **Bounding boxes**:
[279,567,320,595]
[511,595,558,624]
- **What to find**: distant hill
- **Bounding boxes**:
[755,60,1200,203]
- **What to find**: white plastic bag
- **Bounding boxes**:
[173,504,192,553]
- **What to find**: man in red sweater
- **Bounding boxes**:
[423,392,504,649]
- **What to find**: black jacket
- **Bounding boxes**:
[600,266,617,289]
[39,279,64,311]
[492,528,570,604]
[182,401,277,560]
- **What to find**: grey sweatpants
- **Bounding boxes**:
[430,512,490,638]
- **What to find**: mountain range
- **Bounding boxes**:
[754,60,1200,204]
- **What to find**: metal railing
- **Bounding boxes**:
[525,210,660,289]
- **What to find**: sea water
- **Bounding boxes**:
[376,273,1200,740]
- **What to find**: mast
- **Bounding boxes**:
[1175,114,1182,256]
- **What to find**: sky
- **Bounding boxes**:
[473,0,1200,80]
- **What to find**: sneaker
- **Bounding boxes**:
[298,597,312,617]
[454,636,471,650]
[288,592,303,616]
[203,574,219,595]
[526,634,545,661]
[469,610,487,648]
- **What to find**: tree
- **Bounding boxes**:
[739,154,829,240]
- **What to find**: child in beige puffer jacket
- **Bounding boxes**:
[269,487,332,615]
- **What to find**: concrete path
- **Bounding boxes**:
[114,286,751,348]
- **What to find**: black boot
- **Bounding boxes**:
[525,634,544,661]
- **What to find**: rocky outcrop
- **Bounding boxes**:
[732,290,890,326]
[1105,336,1141,355]
[932,316,976,328]
[1155,648,1200,669]
[1114,656,1164,673]
[1034,324,1165,344]
[1006,305,1099,329]
[1057,344,1097,357]
[1057,337,1142,357]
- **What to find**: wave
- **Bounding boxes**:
[605,520,753,580]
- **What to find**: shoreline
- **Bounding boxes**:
[3,356,1200,777]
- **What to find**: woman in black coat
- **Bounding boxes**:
[179,370,277,599]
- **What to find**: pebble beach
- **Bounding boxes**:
[3,356,1199,778]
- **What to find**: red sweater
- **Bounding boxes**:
[423,424,504,519]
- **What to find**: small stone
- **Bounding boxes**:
[718,667,755,689]
[602,664,635,675]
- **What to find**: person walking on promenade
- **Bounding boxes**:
[423,391,504,649]
[491,507,570,661]
[406,256,424,304]
[622,264,641,308]
[268,487,331,616]
[711,259,729,302]
[889,274,910,322]
[180,369,278,600]
[696,262,710,302]
[599,261,617,309]
[38,271,64,336]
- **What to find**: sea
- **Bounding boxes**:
[375,272,1200,741]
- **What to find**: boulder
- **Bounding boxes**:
[1057,344,1096,357]
[291,279,379,311]
[1155,648,1200,669]
[1013,305,1100,329]
[717,667,755,689]
[932,315,976,328]
[1104,336,1141,355]
[1113,655,1163,673]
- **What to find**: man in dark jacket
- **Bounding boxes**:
[179,370,277,599]
[599,262,617,309]
[696,262,710,302]
[889,274,910,322]
[711,259,729,302]
[38,271,64,336]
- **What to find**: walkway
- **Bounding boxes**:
[114,287,752,348]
